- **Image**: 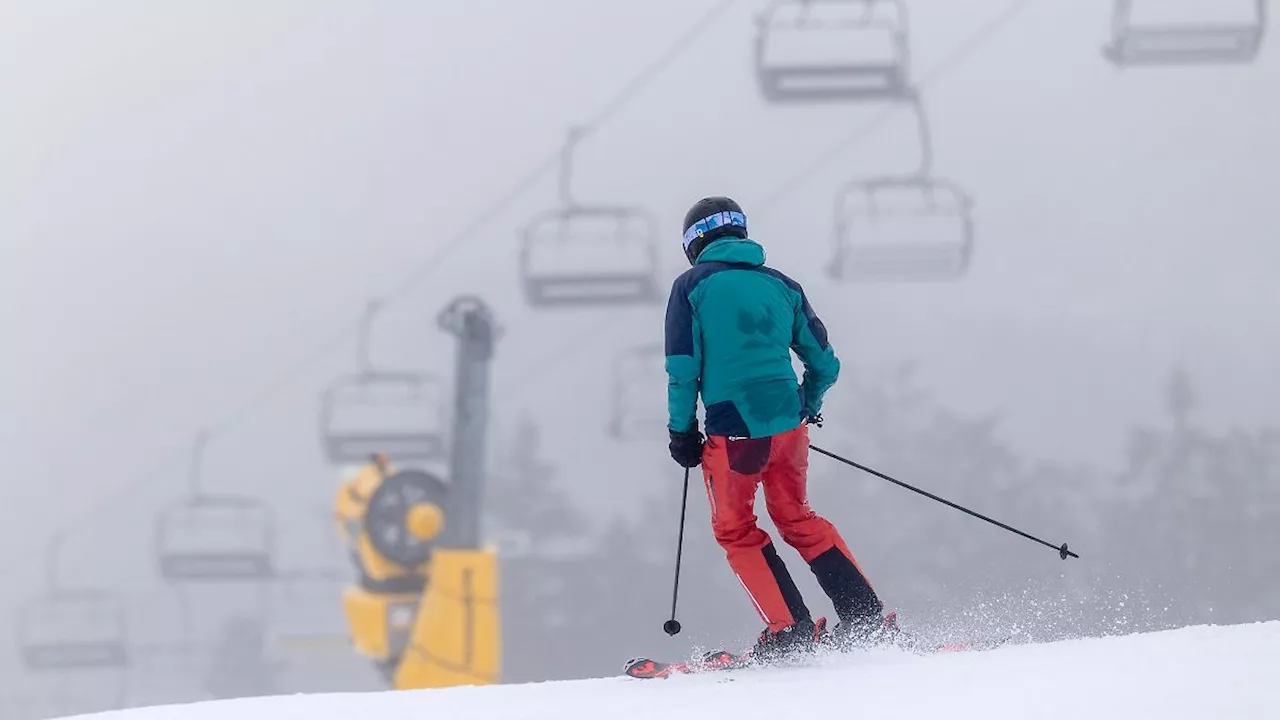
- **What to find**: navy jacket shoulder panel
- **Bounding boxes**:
[753,266,831,350]
[664,262,736,358]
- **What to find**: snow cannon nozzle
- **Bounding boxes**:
[663,619,682,636]
[1059,543,1078,560]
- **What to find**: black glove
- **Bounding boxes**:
[668,426,705,468]
[805,412,824,427]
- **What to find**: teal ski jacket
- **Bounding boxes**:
[664,237,840,438]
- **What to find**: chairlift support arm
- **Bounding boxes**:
[909,92,934,177]
[559,127,586,209]
[189,429,210,496]
[358,300,384,376]
[43,531,65,593]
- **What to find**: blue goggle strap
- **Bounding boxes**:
[683,210,747,250]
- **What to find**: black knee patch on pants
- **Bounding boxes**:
[762,542,811,624]
[809,546,882,624]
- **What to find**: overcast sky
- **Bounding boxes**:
[1,0,1277,630]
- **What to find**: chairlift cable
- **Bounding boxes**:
[217,0,739,418]
[381,0,737,308]
[508,0,1040,403]
[41,443,189,569]
[33,0,740,557]
[38,318,359,547]
[36,0,1029,581]
[48,314,361,552]
[757,0,1039,212]
[578,0,738,135]
[202,0,736,443]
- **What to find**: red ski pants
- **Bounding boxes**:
[702,424,872,631]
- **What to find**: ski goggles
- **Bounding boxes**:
[683,210,747,250]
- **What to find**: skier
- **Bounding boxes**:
[665,196,891,661]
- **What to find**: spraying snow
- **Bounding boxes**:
[66,622,1278,720]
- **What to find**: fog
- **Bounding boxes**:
[2,0,1277,716]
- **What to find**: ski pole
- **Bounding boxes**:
[663,467,691,636]
[809,443,1079,561]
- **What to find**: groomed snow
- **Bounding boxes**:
[67,622,1279,720]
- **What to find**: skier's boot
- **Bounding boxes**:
[827,609,902,651]
[750,616,825,664]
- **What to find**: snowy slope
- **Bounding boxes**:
[69,622,1278,720]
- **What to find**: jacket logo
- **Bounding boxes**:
[737,308,776,336]
[738,308,777,351]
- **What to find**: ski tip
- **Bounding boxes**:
[623,651,746,679]
[623,657,670,679]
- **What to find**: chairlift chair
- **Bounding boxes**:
[519,206,661,307]
[155,495,276,581]
[18,590,129,671]
[755,0,912,102]
[1104,0,1267,66]
[828,176,974,281]
[319,371,447,464]
[608,344,669,440]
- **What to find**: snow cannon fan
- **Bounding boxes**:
[342,464,503,691]
[364,469,450,568]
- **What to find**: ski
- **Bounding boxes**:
[623,650,744,679]
[624,614,1013,679]
[624,635,1007,680]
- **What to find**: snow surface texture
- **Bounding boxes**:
[65,622,1278,720]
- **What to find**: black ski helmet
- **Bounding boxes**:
[682,196,748,265]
